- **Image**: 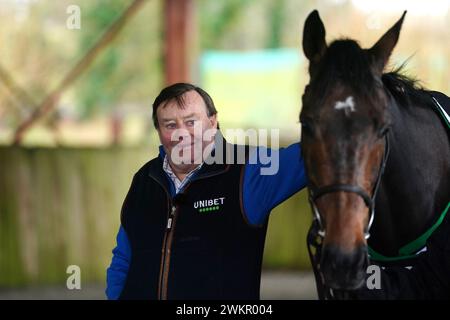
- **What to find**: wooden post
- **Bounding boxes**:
[164,0,193,85]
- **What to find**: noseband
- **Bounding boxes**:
[307,135,390,239]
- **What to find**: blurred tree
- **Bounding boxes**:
[72,0,163,121]
[266,0,285,48]
[75,1,127,119]
[198,0,255,50]
[12,0,153,145]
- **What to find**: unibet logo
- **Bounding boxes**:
[194,197,225,213]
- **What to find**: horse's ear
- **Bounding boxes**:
[368,11,407,75]
[302,10,327,65]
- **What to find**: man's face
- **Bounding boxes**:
[156,90,217,168]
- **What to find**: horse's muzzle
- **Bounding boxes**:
[320,244,368,290]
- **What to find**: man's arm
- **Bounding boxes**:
[105,225,131,300]
[105,170,143,300]
[242,143,308,225]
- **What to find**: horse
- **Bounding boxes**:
[299,10,450,298]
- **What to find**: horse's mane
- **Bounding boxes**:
[382,65,433,108]
[315,39,376,96]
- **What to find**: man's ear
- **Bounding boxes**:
[302,10,327,65]
[209,114,218,129]
[367,11,407,76]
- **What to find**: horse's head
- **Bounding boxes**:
[300,10,406,290]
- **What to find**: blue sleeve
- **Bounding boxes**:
[243,143,307,225]
[106,225,131,300]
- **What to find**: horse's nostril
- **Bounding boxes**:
[320,244,368,290]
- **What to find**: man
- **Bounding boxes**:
[106,83,307,299]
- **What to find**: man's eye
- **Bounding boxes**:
[186,120,195,126]
[166,123,176,129]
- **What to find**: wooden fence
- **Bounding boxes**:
[0,146,312,287]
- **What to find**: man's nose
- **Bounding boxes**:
[172,125,193,142]
[179,127,193,138]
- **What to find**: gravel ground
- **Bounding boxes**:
[0,271,317,300]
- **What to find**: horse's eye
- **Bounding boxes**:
[301,120,314,136]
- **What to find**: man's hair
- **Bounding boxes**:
[152,83,218,128]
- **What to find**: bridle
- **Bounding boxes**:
[307,134,390,240]
[306,134,390,300]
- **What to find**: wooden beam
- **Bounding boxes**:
[164,0,193,85]
[0,64,37,108]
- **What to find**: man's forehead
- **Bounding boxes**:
[160,112,199,122]
[181,90,204,104]
[158,90,207,115]
[168,90,204,107]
